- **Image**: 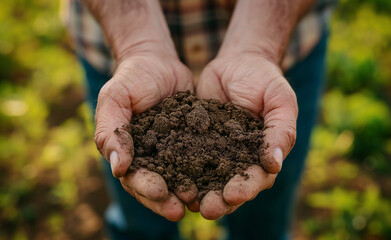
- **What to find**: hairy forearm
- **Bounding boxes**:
[82,0,176,61]
[219,0,315,64]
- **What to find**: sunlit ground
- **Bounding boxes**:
[1,0,390,240]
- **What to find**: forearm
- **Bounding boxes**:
[219,0,315,64]
[82,0,176,61]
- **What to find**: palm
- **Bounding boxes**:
[198,54,289,112]
[95,53,195,221]
[106,55,193,113]
[196,53,298,219]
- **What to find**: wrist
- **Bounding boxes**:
[115,37,178,65]
[217,43,282,66]
[218,0,315,65]
[83,0,177,62]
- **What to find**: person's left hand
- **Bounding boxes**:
[195,52,298,220]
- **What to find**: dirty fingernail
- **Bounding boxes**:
[273,147,283,167]
[110,151,119,175]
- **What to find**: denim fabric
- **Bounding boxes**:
[80,32,327,240]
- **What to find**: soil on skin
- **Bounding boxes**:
[126,91,266,200]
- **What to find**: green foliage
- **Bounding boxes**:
[0,0,390,239]
[328,7,391,93]
[337,0,391,18]
[180,211,225,240]
[303,186,391,239]
[0,0,98,239]
[297,2,391,239]
[325,4,391,169]
[322,90,391,168]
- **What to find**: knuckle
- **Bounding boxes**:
[99,82,123,104]
[285,123,297,150]
[98,81,114,99]
[94,124,112,157]
[98,79,131,108]
[94,130,106,153]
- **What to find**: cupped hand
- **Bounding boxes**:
[94,52,196,221]
[196,53,298,219]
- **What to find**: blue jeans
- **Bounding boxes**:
[80,32,327,240]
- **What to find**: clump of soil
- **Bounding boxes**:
[126,91,266,200]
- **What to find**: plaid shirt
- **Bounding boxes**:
[67,0,336,77]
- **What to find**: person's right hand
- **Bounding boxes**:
[83,0,198,222]
[94,50,195,221]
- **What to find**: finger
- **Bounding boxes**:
[186,198,200,213]
[200,190,232,220]
[196,66,228,102]
[95,79,134,178]
[120,178,185,221]
[133,192,186,222]
[120,168,168,202]
[261,79,298,173]
[174,183,198,205]
[174,63,195,93]
[223,165,276,205]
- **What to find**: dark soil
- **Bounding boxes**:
[126,91,266,200]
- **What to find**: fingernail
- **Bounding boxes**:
[273,147,283,167]
[110,151,119,174]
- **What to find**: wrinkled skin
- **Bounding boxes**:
[94,52,298,221]
[196,53,298,219]
[94,53,196,221]
[86,0,306,223]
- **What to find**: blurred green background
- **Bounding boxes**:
[0,0,390,239]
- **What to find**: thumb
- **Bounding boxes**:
[196,66,228,102]
[95,79,134,178]
[261,79,298,174]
